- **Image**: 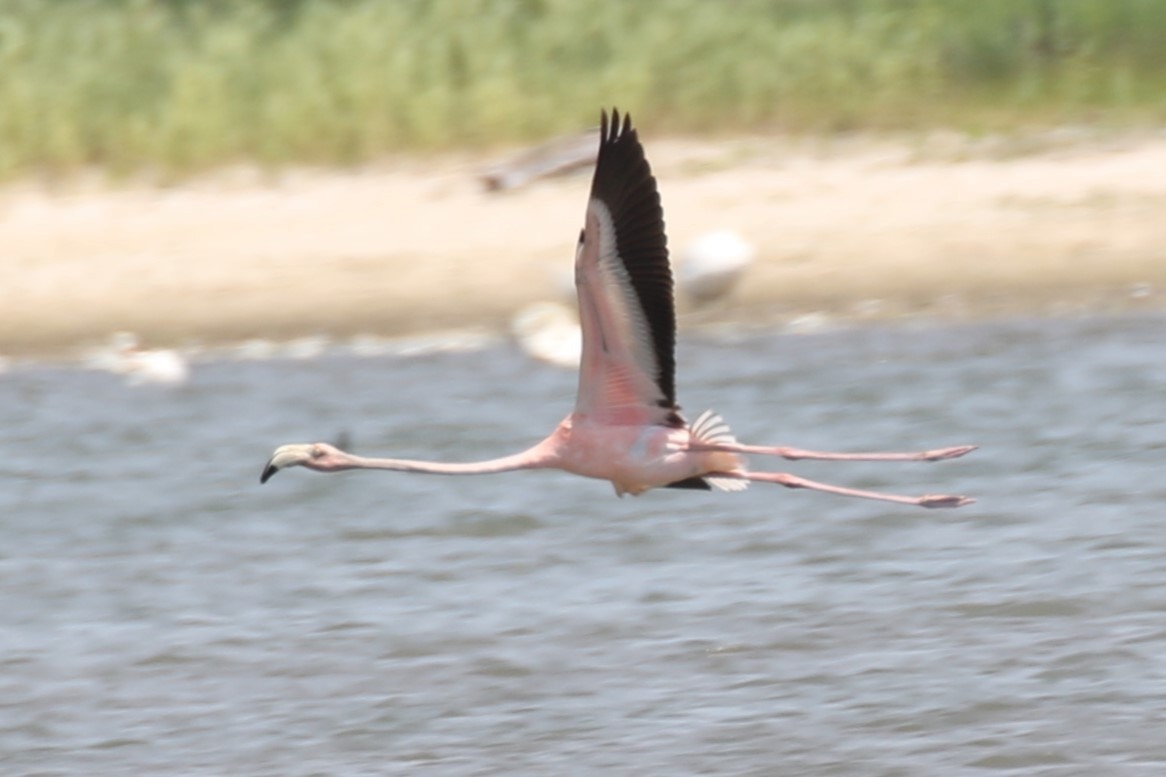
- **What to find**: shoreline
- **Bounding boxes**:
[2,133,1165,358]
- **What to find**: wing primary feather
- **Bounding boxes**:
[588,108,678,410]
[665,476,712,491]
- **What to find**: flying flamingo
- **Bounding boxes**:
[262,110,975,508]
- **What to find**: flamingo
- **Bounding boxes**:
[262,110,975,508]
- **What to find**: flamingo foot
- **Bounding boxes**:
[918,494,976,508]
[918,445,978,461]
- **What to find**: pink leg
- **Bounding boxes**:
[691,442,977,463]
[729,470,974,508]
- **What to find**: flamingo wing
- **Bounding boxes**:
[573,109,682,428]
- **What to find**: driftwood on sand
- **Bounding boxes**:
[480,128,600,192]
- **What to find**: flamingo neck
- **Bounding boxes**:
[338,439,559,476]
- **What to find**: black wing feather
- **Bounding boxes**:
[665,476,713,491]
[589,109,678,410]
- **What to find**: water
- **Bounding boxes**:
[2,315,1165,776]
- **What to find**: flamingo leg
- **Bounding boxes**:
[728,470,974,508]
[691,442,977,463]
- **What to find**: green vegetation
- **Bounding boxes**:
[1,0,1164,179]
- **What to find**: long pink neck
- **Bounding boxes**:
[336,441,558,476]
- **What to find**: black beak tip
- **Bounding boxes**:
[260,462,278,484]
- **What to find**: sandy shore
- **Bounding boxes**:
[2,132,1164,357]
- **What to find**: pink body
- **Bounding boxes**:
[542,414,743,496]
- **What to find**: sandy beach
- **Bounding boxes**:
[2,131,1164,357]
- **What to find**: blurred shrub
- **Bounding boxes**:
[0,0,1163,178]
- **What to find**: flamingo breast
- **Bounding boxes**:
[551,416,713,495]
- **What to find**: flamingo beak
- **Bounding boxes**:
[260,443,317,483]
[260,459,280,484]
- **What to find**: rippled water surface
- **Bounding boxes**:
[3,315,1165,776]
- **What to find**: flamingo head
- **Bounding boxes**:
[260,442,347,483]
